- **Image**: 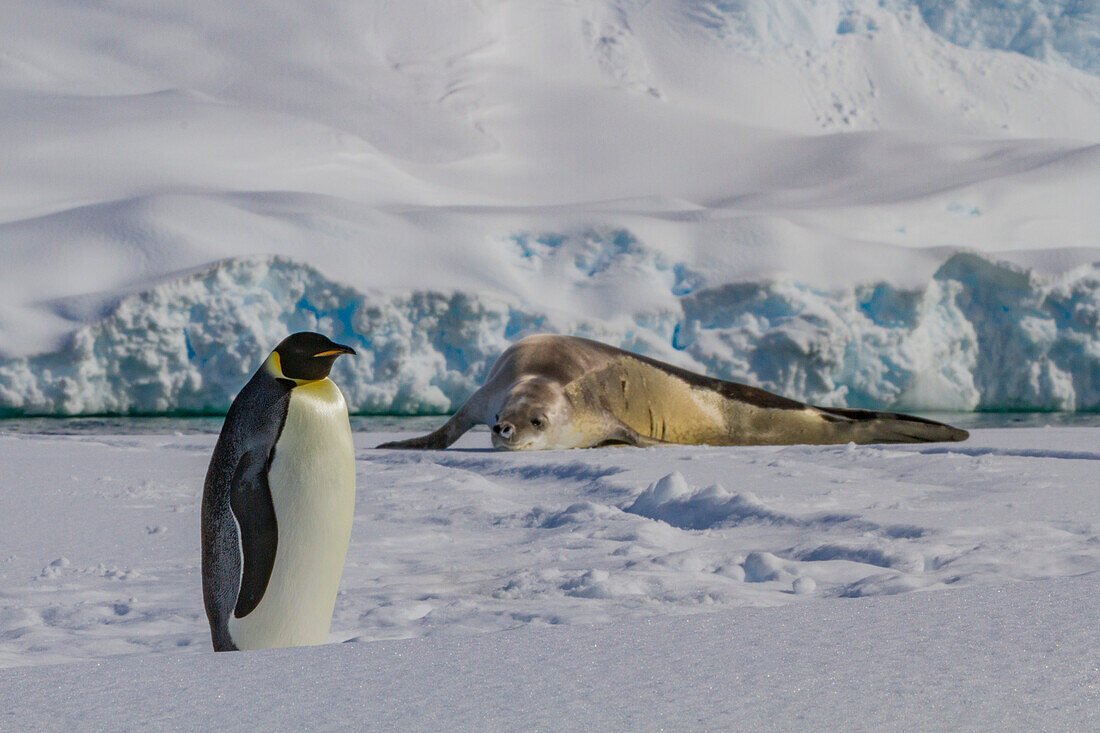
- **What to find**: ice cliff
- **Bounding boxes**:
[2,250,1097,415]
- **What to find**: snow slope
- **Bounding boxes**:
[0,426,1097,727]
[0,0,1098,413]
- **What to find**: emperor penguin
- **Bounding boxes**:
[201,332,358,652]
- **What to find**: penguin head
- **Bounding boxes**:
[268,332,357,383]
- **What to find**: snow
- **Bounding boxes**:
[2,2,1099,723]
[3,577,1098,731]
[0,426,1097,728]
[1,1,1099,414]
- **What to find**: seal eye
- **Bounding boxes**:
[530,416,545,430]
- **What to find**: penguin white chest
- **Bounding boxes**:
[227,378,356,650]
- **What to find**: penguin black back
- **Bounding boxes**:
[201,368,291,651]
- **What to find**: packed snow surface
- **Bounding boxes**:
[0,426,1097,728]
[4,578,1097,731]
[1,0,1099,413]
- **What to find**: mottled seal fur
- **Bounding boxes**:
[377,334,969,451]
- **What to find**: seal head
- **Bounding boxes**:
[490,376,575,450]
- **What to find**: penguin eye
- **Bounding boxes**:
[531,416,545,430]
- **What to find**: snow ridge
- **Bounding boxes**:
[2,250,1099,415]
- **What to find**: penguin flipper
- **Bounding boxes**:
[229,448,279,618]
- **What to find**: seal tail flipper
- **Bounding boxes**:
[817,407,969,444]
[376,406,478,450]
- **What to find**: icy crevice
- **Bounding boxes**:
[1,251,1099,415]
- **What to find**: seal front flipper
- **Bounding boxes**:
[593,417,666,448]
[377,405,478,450]
[229,448,278,618]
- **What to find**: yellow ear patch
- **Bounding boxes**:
[264,349,328,386]
[265,350,286,378]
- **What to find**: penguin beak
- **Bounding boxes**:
[314,345,357,358]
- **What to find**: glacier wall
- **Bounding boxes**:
[1,251,1099,416]
[910,0,1099,76]
[694,0,1100,77]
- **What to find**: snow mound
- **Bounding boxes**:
[625,472,804,529]
[3,250,1100,415]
